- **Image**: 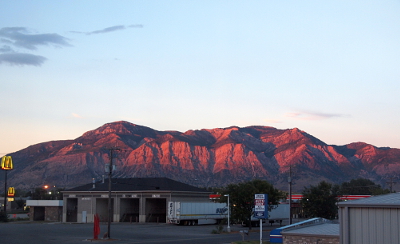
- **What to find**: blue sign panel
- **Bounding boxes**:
[253,194,268,219]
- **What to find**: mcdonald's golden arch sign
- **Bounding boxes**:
[8,187,15,197]
[1,156,13,170]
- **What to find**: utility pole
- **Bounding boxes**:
[3,170,7,215]
[288,165,292,225]
[105,146,120,239]
[1,155,13,220]
[386,176,397,193]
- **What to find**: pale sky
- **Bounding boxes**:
[1,0,400,156]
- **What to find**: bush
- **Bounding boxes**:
[211,218,227,234]
[0,212,9,222]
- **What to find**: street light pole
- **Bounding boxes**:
[224,194,230,232]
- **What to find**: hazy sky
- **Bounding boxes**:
[1,0,400,156]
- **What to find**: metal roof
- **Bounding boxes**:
[338,193,400,208]
[282,223,339,237]
[26,200,63,207]
[63,177,209,193]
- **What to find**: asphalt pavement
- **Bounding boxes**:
[0,222,277,244]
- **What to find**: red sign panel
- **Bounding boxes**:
[209,194,221,199]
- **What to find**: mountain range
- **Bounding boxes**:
[2,121,400,193]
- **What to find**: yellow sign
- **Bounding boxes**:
[1,156,13,170]
[8,187,15,197]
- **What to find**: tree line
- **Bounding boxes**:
[213,178,391,225]
[301,178,390,219]
[2,187,64,200]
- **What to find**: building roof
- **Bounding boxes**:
[64,177,209,193]
[26,200,63,207]
[282,223,339,237]
[338,193,400,208]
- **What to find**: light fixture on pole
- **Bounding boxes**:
[224,194,230,232]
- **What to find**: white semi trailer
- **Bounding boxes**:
[245,204,290,227]
[267,203,289,226]
[168,202,228,225]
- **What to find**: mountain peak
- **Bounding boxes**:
[81,121,156,138]
[4,121,400,192]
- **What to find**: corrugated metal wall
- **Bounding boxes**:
[341,207,400,244]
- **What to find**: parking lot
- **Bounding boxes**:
[0,222,275,244]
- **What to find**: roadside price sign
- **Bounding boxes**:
[253,194,268,219]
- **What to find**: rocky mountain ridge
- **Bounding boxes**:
[2,121,400,192]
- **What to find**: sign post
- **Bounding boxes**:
[254,194,268,244]
[1,156,13,220]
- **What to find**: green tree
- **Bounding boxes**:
[49,188,64,200]
[301,181,339,220]
[340,178,390,195]
[218,179,286,228]
[27,187,64,200]
[15,199,25,210]
[33,187,48,200]
[15,189,29,197]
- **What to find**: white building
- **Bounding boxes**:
[62,177,212,223]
